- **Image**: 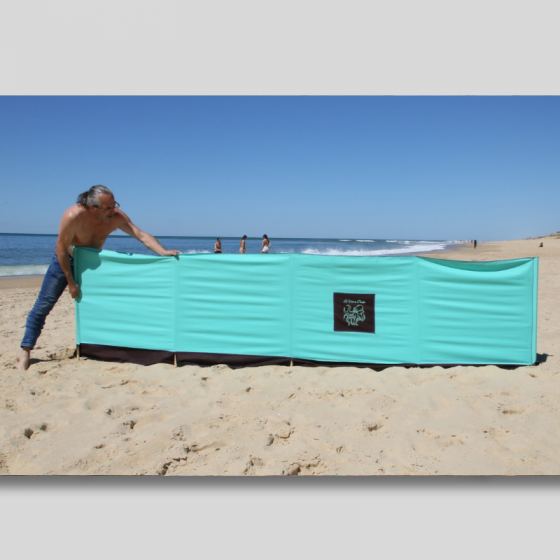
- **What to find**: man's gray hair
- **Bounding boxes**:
[77,185,113,207]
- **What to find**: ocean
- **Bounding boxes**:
[0,233,465,277]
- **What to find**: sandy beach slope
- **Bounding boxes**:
[1,238,559,475]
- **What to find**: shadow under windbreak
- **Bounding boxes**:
[76,344,536,371]
[536,353,551,364]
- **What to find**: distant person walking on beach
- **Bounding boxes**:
[239,235,247,253]
[214,238,222,253]
[17,185,181,371]
[261,234,271,253]
[474,240,478,249]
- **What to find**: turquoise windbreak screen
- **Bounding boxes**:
[73,247,538,366]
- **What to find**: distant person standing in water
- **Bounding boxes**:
[214,238,222,253]
[239,235,247,253]
[474,240,478,249]
[261,234,271,253]
[17,185,181,370]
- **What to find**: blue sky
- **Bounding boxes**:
[1,96,558,241]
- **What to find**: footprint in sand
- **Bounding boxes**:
[281,457,325,475]
[274,422,293,440]
[23,423,47,439]
[186,440,225,454]
[364,421,383,432]
[172,425,192,441]
[4,399,18,412]
[243,456,265,475]
[48,346,75,360]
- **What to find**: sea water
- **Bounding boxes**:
[0,233,465,277]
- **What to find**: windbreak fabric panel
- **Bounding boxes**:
[174,255,291,359]
[416,257,537,365]
[73,248,538,366]
[74,248,176,352]
[290,256,417,364]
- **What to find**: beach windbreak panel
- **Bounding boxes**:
[73,248,538,366]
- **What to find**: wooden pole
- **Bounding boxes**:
[174,353,178,367]
[290,359,293,367]
[76,344,81,359]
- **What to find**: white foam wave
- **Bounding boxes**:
[355,239,376,243]
[339,239,352,242]
[301,243,448,257]
[0,265,49,277]
[184,250,211,254]
[386,240,398,243]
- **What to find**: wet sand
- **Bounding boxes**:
[0,276,44,290]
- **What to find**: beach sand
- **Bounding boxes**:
[1,238,559,475]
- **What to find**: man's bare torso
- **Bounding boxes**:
[64,204,124,255]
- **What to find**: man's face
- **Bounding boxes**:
[92,194,118,222]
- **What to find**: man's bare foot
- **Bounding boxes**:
[17,347,31,371]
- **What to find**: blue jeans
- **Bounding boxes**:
[21,252,74,349]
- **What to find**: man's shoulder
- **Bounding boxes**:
[113,209,133,227]
[63,204,87,221]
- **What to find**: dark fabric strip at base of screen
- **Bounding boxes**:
[176,352,290,368]
[79,344,174,366]
[292,358,417,371]
[78,345,528,369]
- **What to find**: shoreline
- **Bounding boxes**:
[0,242,471,287]
[418,237,558,261]
[0,238,551,289]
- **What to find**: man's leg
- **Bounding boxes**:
[18,254,71,370]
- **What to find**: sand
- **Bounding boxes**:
[1,237,559,475]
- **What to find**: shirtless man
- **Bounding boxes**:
[214,238,222,253]
[17,185,181,370]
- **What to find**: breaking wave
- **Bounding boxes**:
[0,265,49,277]
[299,243,449,256]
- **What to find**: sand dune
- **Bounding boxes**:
[1,238,559,475]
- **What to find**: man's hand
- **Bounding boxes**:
[159,249,182,256]
[68,281,80,299]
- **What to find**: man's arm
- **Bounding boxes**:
[56,210,80,299]
[117,212,181,256]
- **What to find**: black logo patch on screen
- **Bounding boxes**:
[334,293,375,333]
